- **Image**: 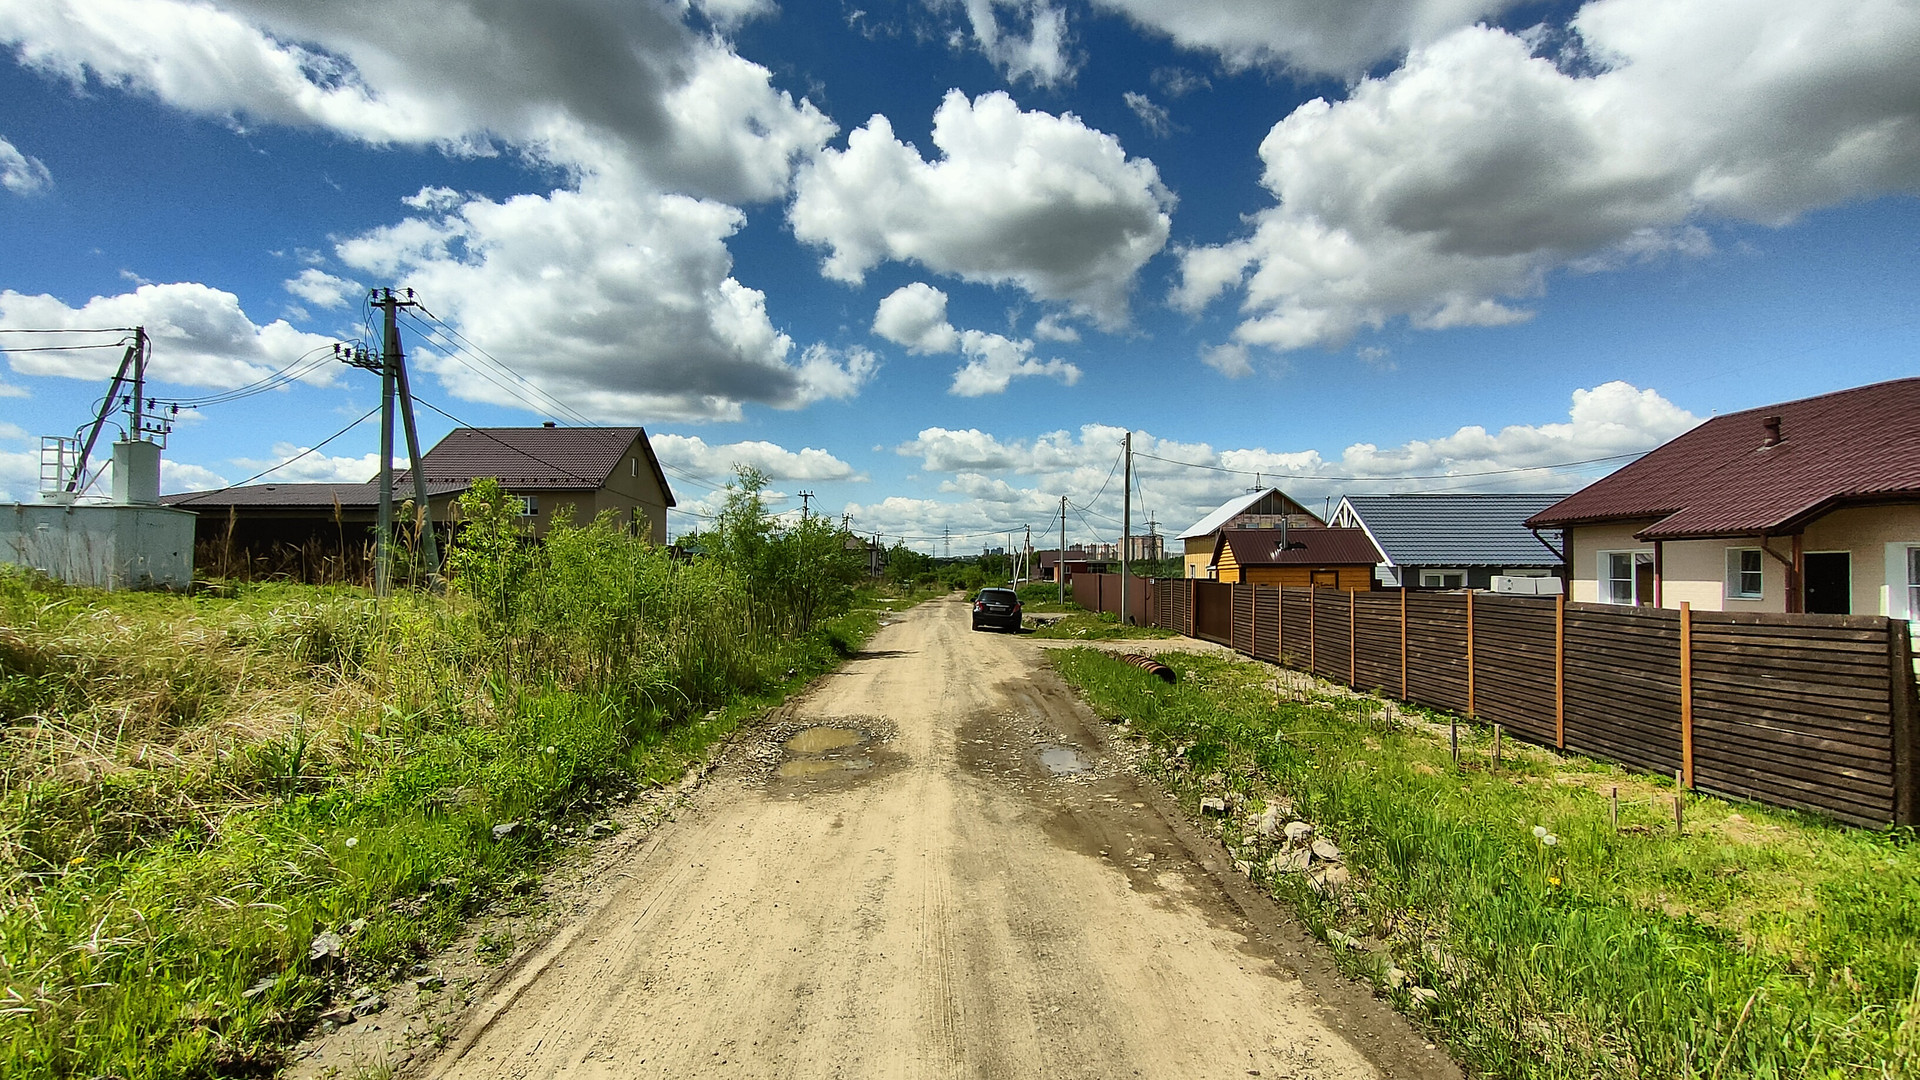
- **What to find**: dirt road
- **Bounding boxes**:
[415,597,1458,1079]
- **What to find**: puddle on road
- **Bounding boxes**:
[775,725,883,780]
[786,727,863,754]
[1040,745,1092,775]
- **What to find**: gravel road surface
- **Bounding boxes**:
[413,596,1458,1079]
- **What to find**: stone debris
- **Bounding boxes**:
[308,931,345,963]
[1310,838,1342,862]
[1282,820,1314,845]
[241,975,276,1000]
[1408,986,1440,1007]
[1269,848,1312,874]
[351,993,386,1018]
[318,1005,356,1026]
[1325,929,1365,951]
[1233,860,1253,876]
[414,973,445,991]
[1384,966,1409,989]
[1254,805,1281,837]
[1306,863,1352,895]
[491,821,520,841]
[1200,796,1229,815]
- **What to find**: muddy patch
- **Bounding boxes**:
[1039,745,1092,775]
[757,715,902,791]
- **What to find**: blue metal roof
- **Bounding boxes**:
[1335,493,1568,567]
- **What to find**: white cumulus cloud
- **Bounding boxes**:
[650,433,863,482]
[227,443,380,485]
[1093,0,1515,77]
[0,0,833,203]
[335,178,875,422]
[791,89,1173,328]
[1175,0,1920,356]
[870,282,1078,395]
[0,135,51,194]
[0,282,344,388]
[950,0,1076,87]
[876,382,1702,549]
[283,268,362,310]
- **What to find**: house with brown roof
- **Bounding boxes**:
[1208,527,1381,590]
[1176,488,1324,579]
[165,425,677,566]
[1526,378,1920,616]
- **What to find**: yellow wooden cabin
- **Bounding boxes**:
[1210,527,1380,590]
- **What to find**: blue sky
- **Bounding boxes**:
[1,0,1915,550]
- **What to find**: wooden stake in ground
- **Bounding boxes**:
[1450,716,1459,766]
[1674,771,1685,834]
[1493,723,1502,769]
[1611,787,1619,833]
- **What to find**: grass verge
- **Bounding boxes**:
[1028,609,1177,640]
[1,561,886,1079]
[1049,647,1920,1079]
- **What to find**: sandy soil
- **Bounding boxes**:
[336,595,1459,1079]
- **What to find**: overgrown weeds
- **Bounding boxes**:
[1051,647,1920,1079]
[0,495,883,1079]
[1029,609,1177,640]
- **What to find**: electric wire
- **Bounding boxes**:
[169,405,382,504]
[1131,448,1648,482]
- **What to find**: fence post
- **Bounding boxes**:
[1466,589,1476,717]
[1555,592,1566,749]
[1679,601,1694,788]
[1400,586,1409,700]
[1229,585,1238,653]
[1892,618,1916,825]
[1349,588,1357,686]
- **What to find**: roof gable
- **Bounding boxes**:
[1176,488,1322,540]
[399,426,676,506]
[1527,378,1920,539]
[1336,493,1568,566]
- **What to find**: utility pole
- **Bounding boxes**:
[943,527,950,560]
[1121,430,1132,625]
[1247,470,1264,494]
[1059,495,1067,605]
[1146,513,1159,562]
[799,490,813,519]
[358,287,435,597]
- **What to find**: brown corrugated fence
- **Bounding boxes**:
[1067,575,1918,827]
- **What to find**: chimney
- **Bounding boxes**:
[1762,415,1783,447]
[543,420,556,428]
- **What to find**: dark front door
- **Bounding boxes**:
[1803,552,1851,614]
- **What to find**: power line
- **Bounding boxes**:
[0,327,137,334]
[1068,442,1125,512]
[1130,448,1648,482]
[169,405,382,504]
[0,342,130,353]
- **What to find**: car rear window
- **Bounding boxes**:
[978,589,1017,602]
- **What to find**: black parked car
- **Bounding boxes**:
[971,587,1022,632]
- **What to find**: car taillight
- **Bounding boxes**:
[974,601,984,610]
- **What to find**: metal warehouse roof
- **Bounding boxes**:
[1214,527,1381,566]
[1526,377,1920,540]
[1338,493,1569,567]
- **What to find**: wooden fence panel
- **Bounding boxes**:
[1310,589,1351,684]
[1405,592,1471,713]
[1280,587,1312,667]
[1471,594,1560,745]
[1231,585,1255,654]
[1352,592,1401,692]
[1250,586,1281,663]
[1563,603,1683,776]
[1689,612,1896,826]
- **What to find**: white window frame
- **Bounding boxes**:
[513,495,538,518]
[1598,549,1652,606]
[1420,570,1465,589]
[1888,543,1920,621]
[1725,547,1764,600]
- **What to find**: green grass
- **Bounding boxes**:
[0,537,887,1078]
[1028,609,1177,640]
[1050,647,1920,1080]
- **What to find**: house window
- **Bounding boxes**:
[1725,548,1763,600]
[1904,545,1920,622]
[631,458,637,477]
[513,495,538,517]
[1420,571,1465,589]
[1600,550,1653,606]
